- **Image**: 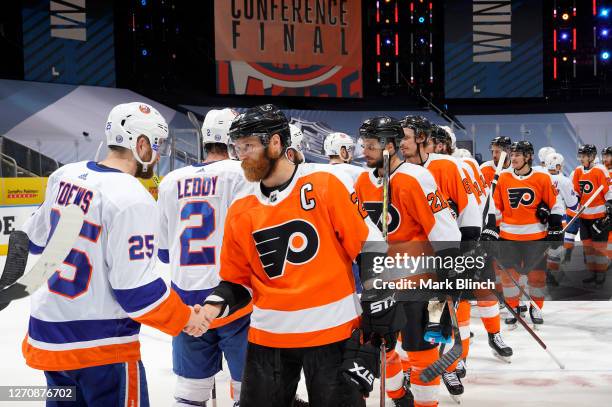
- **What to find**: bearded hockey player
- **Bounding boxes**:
[356,116,463,406]
[195,105,402,407]
[483,141,564,330]
[157,108,253,407]
[572,145,612,287]
[17,102,208,406]
[323,131,366,183]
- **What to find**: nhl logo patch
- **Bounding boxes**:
[215,134,221,141]
[139,104,151,114]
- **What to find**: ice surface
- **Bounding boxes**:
[1,257,610,406]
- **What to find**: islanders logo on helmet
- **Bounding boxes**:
[139,104,151,114]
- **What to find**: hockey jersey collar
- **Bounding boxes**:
[255,164,300,205]
[87,161,123,173]
[367,162,405,186]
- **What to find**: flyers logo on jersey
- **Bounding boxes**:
[252,219,319,279]
[578,180,594,194]
[508,188,535,208]
[362,202,401,234]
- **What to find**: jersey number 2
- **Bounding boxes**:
[180,201,216,266]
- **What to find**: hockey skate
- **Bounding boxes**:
[442,371,464,404]
[456,359,467,379]
[488,332,513,363]
[529,305,543,329]
[504,305,526,330]
[583,272,606,288]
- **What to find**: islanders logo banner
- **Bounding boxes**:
[214,0,363,98]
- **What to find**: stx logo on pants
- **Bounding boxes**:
[252,219,319,279]
[508,188,535,208]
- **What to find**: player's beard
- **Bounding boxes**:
[366,155,384,169]
[241,146,280,182]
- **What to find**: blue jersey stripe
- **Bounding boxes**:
[28,316,140,344]
[171,282,213,307]
[112,278,168,314]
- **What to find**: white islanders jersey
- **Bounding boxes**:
[157,159,253,325]
[21,161,189,371]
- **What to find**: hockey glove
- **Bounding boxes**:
[360,290,405,352]
[480,214,499,242]
[341,329,380,397]
[536,202,550,224]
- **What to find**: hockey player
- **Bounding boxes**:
[481,137,512,187]
[482,141,564,330]
[157,108,252,407]
[355,116,462,407]
[544,153,579,281]
[434,126,513,373]
[604,147,612,262]
[18,102,208,406]
[195,105,401,407]
[572,145,612,287]
[536,146,556,171]
[324,131,366,183]
[289,123,306,164]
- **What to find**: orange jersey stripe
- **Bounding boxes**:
[22,335,141,371]
[133,289,190,336]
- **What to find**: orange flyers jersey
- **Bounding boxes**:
[464,157,489,199]
[459,160,484,210]
[480,160,496,187]
[424,154,481,230]
[572,164,612,219]
[219,163,383,348]
[354,163,461,245]
[494,168,563,240]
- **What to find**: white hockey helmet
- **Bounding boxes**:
[538,146,556,163]
[289,124,306,152]
[324,132,355,156]
[202,108,237,146]
[545,152,564,171]
[105,102,169,171]
[452,148,472,159]
[440,125,456,149]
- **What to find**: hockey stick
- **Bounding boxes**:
[419,298,463,383]
[489,289,565,369]
[0,205,83,307]
[187,111,203,163]
[379,149,390,407]
[211,378,217,407]
[481,151,507,225]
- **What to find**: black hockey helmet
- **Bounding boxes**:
[431,125,452,145]
[491,136,512,149]
[603,146,612,156]
[510,140,534,156]
[359,116,403,142]
[578,144,597,156]
[229,104,290,147]
[400,115,433,142]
